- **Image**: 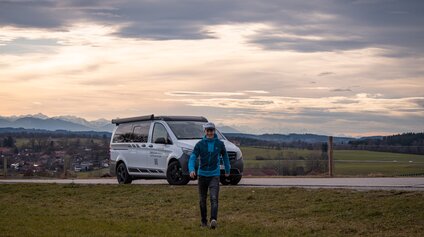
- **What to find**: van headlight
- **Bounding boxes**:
[182,147,193,156]
[237,150,243,160]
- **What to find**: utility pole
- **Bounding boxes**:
[328,136,334,177]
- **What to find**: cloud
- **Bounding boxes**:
[243,90,269,94]
[318,72,335,77]
[1,0,423,55]
[165,91,244,97]
[165,92,424,115]
[0,0,423,136]
[331,88,352,92]
[164,92,424,135]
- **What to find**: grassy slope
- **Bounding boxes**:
[0,184,423,237]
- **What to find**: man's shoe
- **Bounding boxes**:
[200,222,208,228]
[210,219,217,229]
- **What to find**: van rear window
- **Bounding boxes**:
[112,122,151,143]
[132,123,150,142]
[112,123,133,143]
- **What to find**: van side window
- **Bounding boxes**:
[152,123,171,144]
[112,123,133,143]
[133,122,150,143]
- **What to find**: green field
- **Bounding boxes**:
[73,168,110,178]
[0,184,423,237]
[240,147,424,176]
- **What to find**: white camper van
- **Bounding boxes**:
[109,115,244,185]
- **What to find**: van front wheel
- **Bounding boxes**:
[230,175,242,185]
[167,160,190,185]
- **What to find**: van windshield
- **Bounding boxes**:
[166,121,224,140]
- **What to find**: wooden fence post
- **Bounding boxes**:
[328,136,334,177]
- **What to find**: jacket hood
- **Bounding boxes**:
[202,133,218,141]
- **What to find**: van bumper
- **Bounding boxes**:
[179,153,191,175]
[221,158,244,176]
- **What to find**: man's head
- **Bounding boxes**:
[203,122,216,138]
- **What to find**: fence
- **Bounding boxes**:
[241,142,331,177]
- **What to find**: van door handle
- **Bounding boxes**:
[148,144,153,148]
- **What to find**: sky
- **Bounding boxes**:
[0,0,423,136]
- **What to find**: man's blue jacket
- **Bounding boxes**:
[188,133,231,177]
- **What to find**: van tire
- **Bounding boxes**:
[166,160,190,185]
[116,162,132,184]
[230,176,242,185]
[220,176,231,185]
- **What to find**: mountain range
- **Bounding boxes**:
[0,113,241,133]
[0,113,114,132]
[0,113,365,143]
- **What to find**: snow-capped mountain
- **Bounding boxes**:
[0,113,113,132]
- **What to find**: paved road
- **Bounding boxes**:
[1,177,424,191]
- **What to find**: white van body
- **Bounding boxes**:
[109,115,244,185]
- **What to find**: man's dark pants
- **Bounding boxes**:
[198,175,220,224]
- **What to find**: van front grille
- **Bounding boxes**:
[227,151,237,160]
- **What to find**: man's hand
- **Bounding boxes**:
[190,171,196,179]
[225,173,230,177]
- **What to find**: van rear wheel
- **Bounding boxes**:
[116,162,132,184]
[167,160,190,185]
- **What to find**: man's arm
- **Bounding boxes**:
[188,143,200,174]
[221,143,231,175]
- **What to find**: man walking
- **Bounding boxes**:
[188,122,231,229]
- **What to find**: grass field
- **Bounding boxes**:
[0,184,423,237]
[73,168,110,178]
[240,146,424,176]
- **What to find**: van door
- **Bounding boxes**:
[146,122,173,173]
[131,121,151,171]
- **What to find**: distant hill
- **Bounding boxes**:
[351,132,424,146]
[223,133,354,144]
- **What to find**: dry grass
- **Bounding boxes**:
[0,184,423,236]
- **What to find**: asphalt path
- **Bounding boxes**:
[1,177,424,191]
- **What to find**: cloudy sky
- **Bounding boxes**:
[0,0,423,136]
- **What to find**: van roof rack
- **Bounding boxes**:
[111,114,208,125]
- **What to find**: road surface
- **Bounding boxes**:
[1,177,424,191]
